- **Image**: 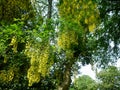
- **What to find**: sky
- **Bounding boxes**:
[79,59,120,80]
[80,64,96,80]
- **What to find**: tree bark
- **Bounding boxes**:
[58,63,72,90]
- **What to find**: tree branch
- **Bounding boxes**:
[47,0,52,19]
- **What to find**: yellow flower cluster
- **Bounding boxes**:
[27,66,40,86]
[58,0,100,32]
[0,69,14,83]
[10,36,18,53]
[57,30,78,50]
[25,43,53,86]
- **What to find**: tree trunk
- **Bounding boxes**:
[58,63,72,90]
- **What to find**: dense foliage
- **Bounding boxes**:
[0,0,34,22]
[0,0,120,90]
[94,0,120,67]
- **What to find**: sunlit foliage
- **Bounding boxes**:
[58,0,99,32]
[57,0,100,61]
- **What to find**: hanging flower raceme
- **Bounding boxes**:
[25,42,53,86]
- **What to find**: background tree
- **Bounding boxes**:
[72,75,97,90]
[97,66,120,90]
